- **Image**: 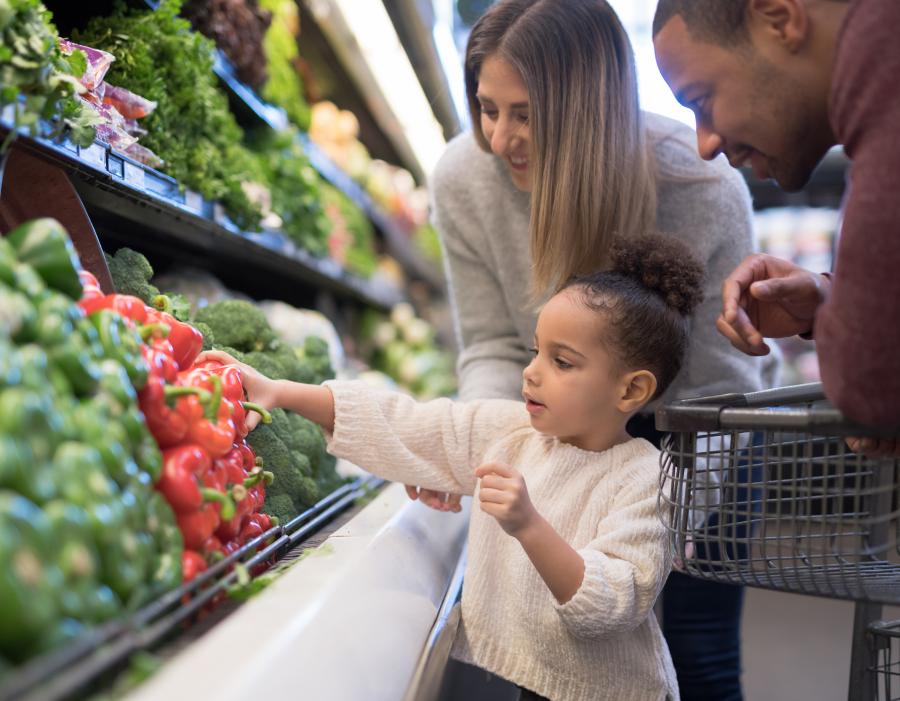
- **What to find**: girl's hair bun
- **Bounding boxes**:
[610,233,705,316]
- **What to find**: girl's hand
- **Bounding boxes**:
[197,350,281,431]
[474,462,537,538]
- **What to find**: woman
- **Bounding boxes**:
[409,1,780,699]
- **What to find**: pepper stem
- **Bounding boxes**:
[204,374,224,422]
[139,322,171,342]
[151,294,173,315]
[163,385,211,407]
[244,469,274,487]
[200,488,235,521]
[241,401,272,425]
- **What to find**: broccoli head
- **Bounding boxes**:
[191,321,216,352]
[263,493,296,526]
[195,300,277,353]
[105,248,160,303]
[294,335,334,384]
[243,351,287,382]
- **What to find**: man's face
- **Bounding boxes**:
[654,15,833,191]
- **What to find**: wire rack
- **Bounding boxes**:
[656,383,900,604]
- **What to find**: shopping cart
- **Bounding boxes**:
[655,383,900,701]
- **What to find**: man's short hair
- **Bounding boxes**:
[652,0,750,44]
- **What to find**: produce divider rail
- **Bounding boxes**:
[0,112,404,311]
[0,475,385,701]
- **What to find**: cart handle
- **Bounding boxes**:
[655,382,899,437]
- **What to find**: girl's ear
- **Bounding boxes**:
[617,370,657,414]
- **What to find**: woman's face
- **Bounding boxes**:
[476,55,532,192]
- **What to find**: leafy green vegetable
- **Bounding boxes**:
[259,0,310,130]
[249,127,330,256]
[0,0,100,151]
[74,0,262,229]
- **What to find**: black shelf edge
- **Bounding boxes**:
[0,114,403,311]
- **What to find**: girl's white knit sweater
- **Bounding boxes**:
[324,381,679,701]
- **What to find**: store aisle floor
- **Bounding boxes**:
[742,588,889,701]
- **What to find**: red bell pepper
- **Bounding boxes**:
[78,270,104,304]
[182,550,207,583]
[191,359,244,403]
[80,293,149,323]
[178,499,235,551]
[140,328,179,384]
[148,298,203,370]
[157,444,213,513]
[180,375,236,458]
[139,376,209,448]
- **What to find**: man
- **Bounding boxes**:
[653,0,900,437]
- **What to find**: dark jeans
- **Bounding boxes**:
[627,414,745,701]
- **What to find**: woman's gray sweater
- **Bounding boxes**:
[431,112,780,405]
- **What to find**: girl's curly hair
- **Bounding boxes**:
[563,233,705,399]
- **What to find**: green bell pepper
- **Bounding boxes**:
[0,435,56,503]
[51,441,119,507]
[48,334,101,397]
[0,387,65,460]
[6,218,83,300]
[12,262,46,298]
[0,491,62,662]
[91,310,150,390]
[0,282,38,343]
[34,292,82,348]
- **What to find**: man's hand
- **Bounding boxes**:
[718,254,830,356]
[404,485,463,513]
[474,462,537,537]
[846,436,900,458]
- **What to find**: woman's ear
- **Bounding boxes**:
[617,370,657,414]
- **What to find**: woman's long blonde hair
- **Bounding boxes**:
[464,0,657,298]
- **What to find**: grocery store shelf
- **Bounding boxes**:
[0,117,404,311]
[209,54,445,294]
[138,0,445,296]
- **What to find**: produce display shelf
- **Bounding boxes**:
[0,475,385,701]
[209,48,445,293]
[0,114,404,311]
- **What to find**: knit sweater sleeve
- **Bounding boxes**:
[432,142,530,402]
[553,455,672,639]
[324,380,528,495]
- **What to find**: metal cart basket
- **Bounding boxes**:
[655,383,900,700]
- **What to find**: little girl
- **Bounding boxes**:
[203,233,704,701]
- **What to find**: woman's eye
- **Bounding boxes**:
[516,113,529,125]
[480,107,498,120]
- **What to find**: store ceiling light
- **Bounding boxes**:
[319,0,448,179]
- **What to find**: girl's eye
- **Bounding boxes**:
[529,346,538,356]
[554,358,573,370]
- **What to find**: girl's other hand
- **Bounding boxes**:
[475,462,536,537]
[404,485,463,513]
